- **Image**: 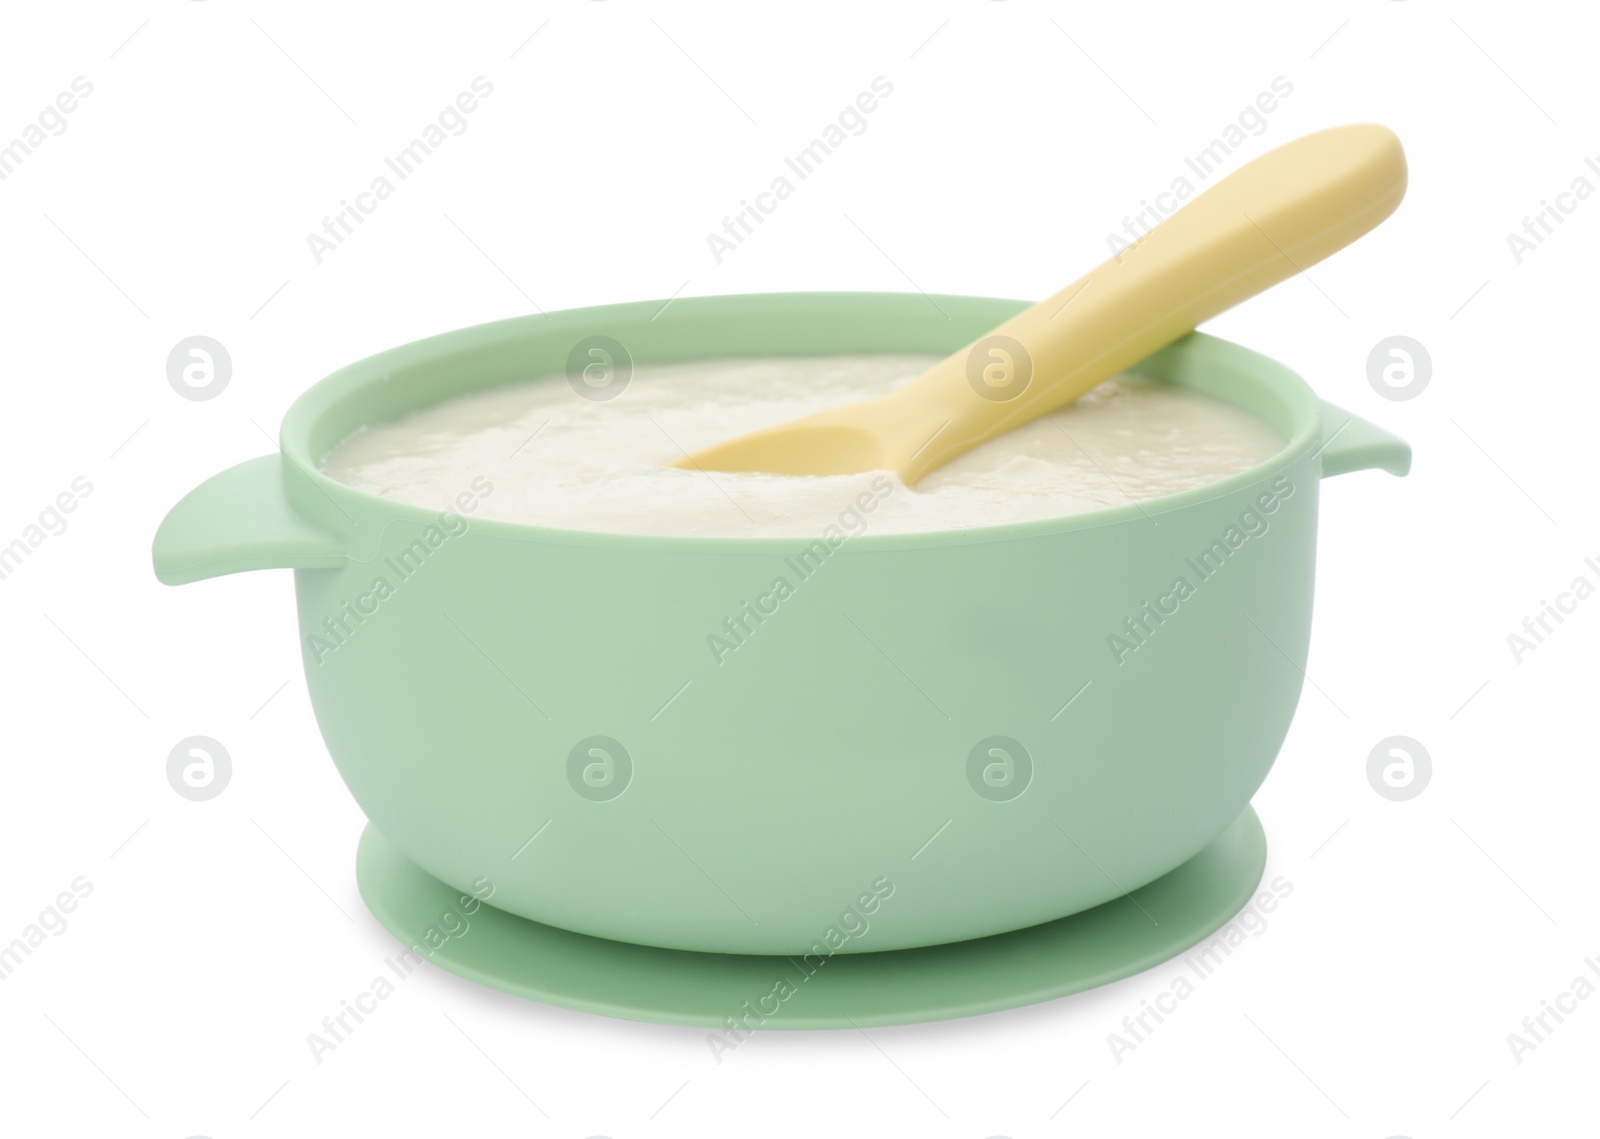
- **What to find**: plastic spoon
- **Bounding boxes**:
[673,123,1406,484]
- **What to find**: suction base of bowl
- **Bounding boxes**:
[355,806,1267,1028]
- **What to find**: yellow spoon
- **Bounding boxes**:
[674,123,1406,483]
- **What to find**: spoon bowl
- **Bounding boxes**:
[152,292,1410,956]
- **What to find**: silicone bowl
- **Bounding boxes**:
[153,292,1408,956]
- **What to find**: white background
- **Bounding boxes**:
[1,1,1595,1135]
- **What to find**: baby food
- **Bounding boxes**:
[320,355,1283,538]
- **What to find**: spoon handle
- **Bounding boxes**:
[900,123,1407,483]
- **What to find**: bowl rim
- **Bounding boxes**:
[277,291,1325,553]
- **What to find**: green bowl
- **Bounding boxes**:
[153,292,1408,956]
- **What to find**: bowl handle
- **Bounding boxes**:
[153,455,346,585]
[1317,400,1411,479]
